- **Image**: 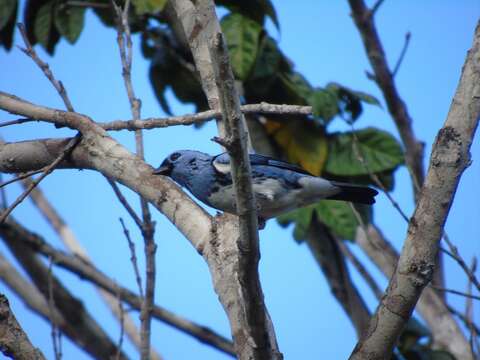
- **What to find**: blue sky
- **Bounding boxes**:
[1,1,479,359]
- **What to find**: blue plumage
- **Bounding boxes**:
[153,150,378,220]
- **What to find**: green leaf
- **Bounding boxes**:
[0,0,17,50]
[353,90,381,106]
[216,0,279,29]
[314,201,370,240]
[34,0,59,53]
[325,127,404,176]
[0,0,16,31]
[277,206,315,242]
[221,13,262,80]
[132,0,167,15]
[308,87,339,124]
[250,35,281,80]
[279,71,313,102]
[54,4,85,44]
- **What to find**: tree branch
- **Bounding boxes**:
[306,218,371,338]
[169,1,280,358]
[0,294,46,360]
[0,218,235,356]
[21,178,162,360]
[348,0,424,198]
[0,223,129,359]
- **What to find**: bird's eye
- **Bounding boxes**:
[170,152,181,161]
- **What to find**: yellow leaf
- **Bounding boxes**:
[265,119,328,176]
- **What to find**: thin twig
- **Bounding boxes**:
[430,286,480,301]
[119,217,144,298]
[115,291,126,360]
[0,169,44,189]
[442,234,480,293]
[369,0,385,17]
[465,259,479,358]
[349,123,410,222]
[17,23,74,112]
[48,257,62,360]
[0,102,314,131]
[0,174,7,209]
[392,32,411,77]
[336,236,383,300]
[106,178,143,230]
[0,135,81,224]
[112,1,157,359]
[447,304,480,337]
[0,117,38,128]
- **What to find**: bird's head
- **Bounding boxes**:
[153,150,210,186]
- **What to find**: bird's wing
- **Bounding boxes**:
[212,152,312,175]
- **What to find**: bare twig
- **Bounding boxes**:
[47,258,62,360]
[119,217,144,298]
[0,170,44,189]
[0,294,47,360]
[306,218,371,338]
[113,1,156,358]
[106,178,143,230]
[0,135,81,224]
[392,32,411,77]
[115,292,126,360]
[368,0,385,17]
[442,235,480,293]
[1,101,313,131]
[17,23,74,112]
[0,117,38,128]
[336,236,383,300]
[466,259,479,358]
[0,174,7,209]
[447,305,480,337]
[430,286,480,301]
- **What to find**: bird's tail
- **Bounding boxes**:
[328,182,378,205]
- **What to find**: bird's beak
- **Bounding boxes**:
[153,164,172,176]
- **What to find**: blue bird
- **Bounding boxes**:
[153,150,378,222]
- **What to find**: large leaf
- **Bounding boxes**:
[279,71,312,102]
[0,0,16,30]
[314,201,370,240]
[264,118,328,176]
[54,4,85,44]
[325,127,404,176]
[132,0,166,15]
[33,0,59,53]
[221,13,262,80]
[308,87,339,124]
[277,206,315,242]
[0,0,17,50]
[217,0,279,29]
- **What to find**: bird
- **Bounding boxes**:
[153,150,378,223]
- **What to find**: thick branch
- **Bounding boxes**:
[355,225,471,356]
[0,294,46,360]
[306,218,371,338]
[169,1,280,359]
[351,21,480,359]
[348,0,425,197]
[0,92,212,253]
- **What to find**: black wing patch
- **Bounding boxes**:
[212,152,312,175]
